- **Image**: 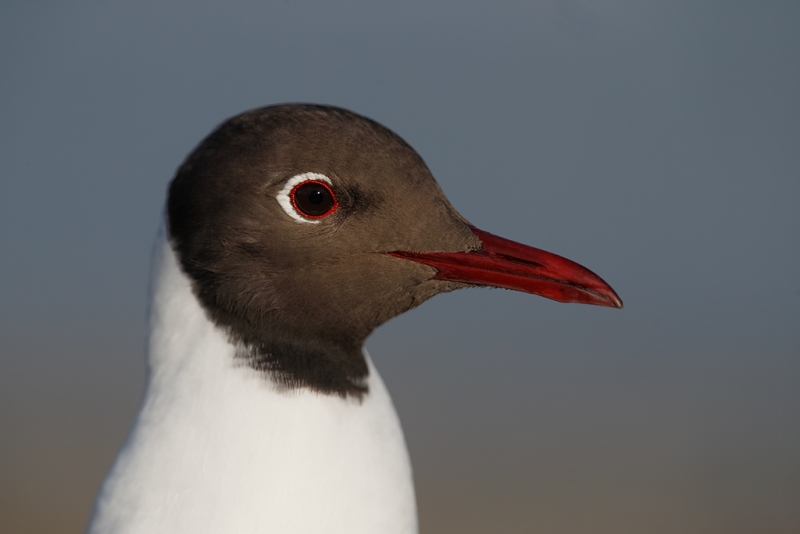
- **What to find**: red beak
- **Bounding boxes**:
[390,227,622,308]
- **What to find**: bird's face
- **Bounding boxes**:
[167,104,620,396]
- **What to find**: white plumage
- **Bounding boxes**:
[88,228,418,534]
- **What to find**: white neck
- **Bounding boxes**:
[88,229,417,534]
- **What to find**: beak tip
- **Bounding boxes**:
[599,290,623,309]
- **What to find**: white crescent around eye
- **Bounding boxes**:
[276,172,333,224]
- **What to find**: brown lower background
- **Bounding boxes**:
[2,304,798,533]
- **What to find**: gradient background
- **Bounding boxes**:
[1,2,798,533]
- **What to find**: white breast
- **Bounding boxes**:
[87,228,418,534]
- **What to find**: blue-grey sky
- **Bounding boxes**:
[1,2,798,533]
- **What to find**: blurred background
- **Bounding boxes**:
[1,2,798,533]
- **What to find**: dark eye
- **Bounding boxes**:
[290,180,338,218]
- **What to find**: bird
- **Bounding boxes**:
[87,104,622,534]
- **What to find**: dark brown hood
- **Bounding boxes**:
[167,104,620,398]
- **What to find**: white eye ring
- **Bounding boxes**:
[276,172,334,224]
